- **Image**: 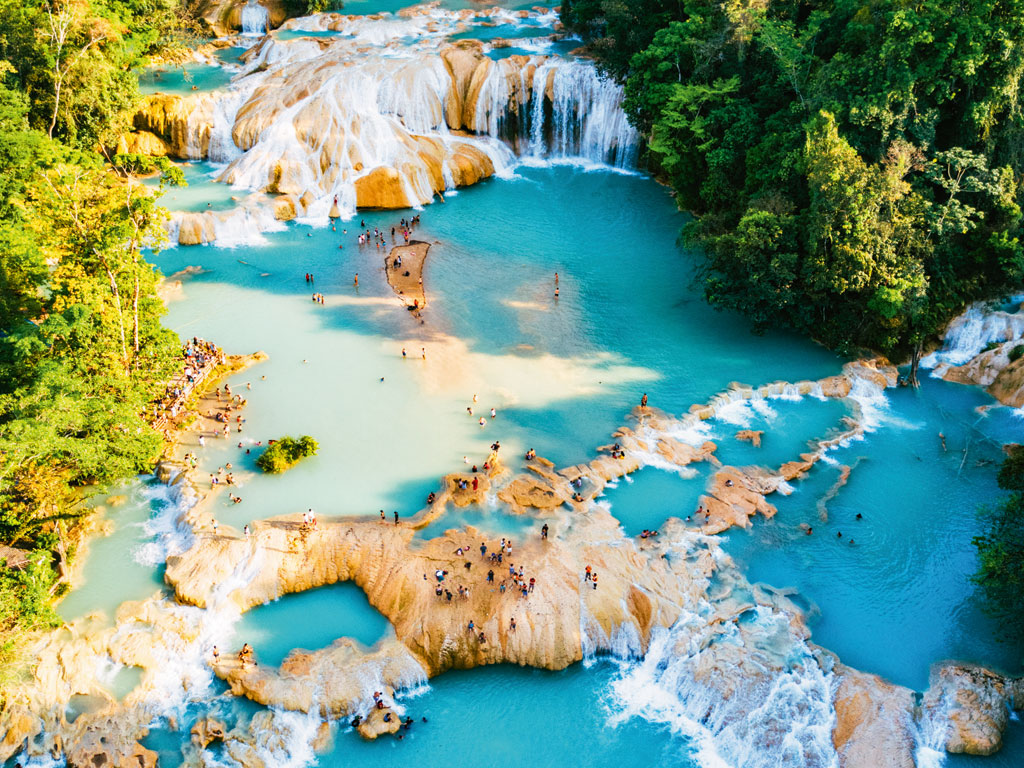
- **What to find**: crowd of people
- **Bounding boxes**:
[152,338,225,428]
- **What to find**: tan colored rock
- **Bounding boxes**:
[177,212,217,246]
[735,429,763,447]
[357,707,401,740]
[273,195,298,221]
[191,716,226,747]
[355,166,412,209]
[820,375,852,398]
[923,663,1022,756]
[697,468,777,534]
[215,638,424,716]
[0,703,41,763]
[115,130,170,157]
[440,41,487,130]
[134,94,211,158]
[831,662,916,768]
[64,713,158,768]
[988,355,1024,407]
[447,141,495,186]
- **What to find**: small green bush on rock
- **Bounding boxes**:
[256,435,319,473]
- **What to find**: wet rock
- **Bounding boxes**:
[191,716,227,747]
[988,354,1024,407]
[831,662,916,768]
[357,707,401,740]
[922,663,1022,756]
[0,703,42,763]
[735,429,763,447]
[177,211,218,246]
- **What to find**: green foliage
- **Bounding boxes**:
[1009,344,1024,363]
[997,445,1024,492]
[255,436,320,474]
[0,0,192,676]
[972,447,1024,643]
[568,0,1024,357]
[282,0,344,17]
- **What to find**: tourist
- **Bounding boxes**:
[541,524,548,539]
[641,393,648,408]
[510,617,516,632]
[592,572,598,590]
[467,619,474,632]
[394,510,399,525]
[380,509,386,522]
[487,569,494,583]
[211,646,219,663]
[584,565,592,581]
[490,408,496,419]
[402,348,407,358]
[479,417,486,427]
[243,524,250,539]
[354,273,359,286]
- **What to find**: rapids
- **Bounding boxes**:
[14,3,1024,768]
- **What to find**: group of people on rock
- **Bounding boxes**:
[156,338,225,422]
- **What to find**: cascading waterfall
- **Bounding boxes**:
[241,0,270,36]
[532,60,639,168]
[608,609,840,768]
[921,295,1024,368]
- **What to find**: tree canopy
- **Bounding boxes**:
[0,0,188,668]
[563,0,1024,361]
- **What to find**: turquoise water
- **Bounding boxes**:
[449,23,556,42]
[139,63,234,95]
[57,477,169,623]
[599,468,710,536]
[144,162,241,213]
[236,583,391,666]
[722,378,1022,691]
[414,501,540,541]
[327,663,683,766]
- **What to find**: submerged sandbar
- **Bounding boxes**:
[385,241,429,312]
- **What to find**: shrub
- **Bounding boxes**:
[255,435,319,473]
[1009,344,1024,363]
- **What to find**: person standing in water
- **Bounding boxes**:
[354,273,359,287]
[641,393,648,408]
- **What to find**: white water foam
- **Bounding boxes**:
[241,1,269,37]
[608,610,839,768]
[921,296,1024,368]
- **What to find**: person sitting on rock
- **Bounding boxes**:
[350,714,362,728]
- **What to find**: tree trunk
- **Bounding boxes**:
[133,272,140,361]
[101,255,130,374]
[908,341,922,388]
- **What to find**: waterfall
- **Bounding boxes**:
[532,61,639,168]
[466,57,640,167]
[921,295,1024,368]
[241,0,269,36]
[609,609,840,768]
[167,8,645,231]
